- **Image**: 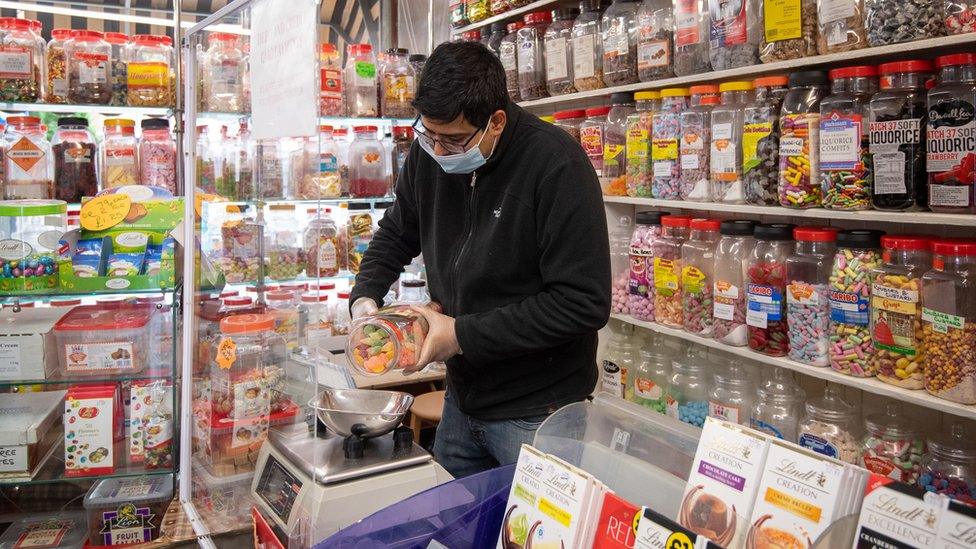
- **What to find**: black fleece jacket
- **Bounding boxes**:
[350,101,611,420]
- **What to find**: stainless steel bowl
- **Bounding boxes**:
[309,387,414,438]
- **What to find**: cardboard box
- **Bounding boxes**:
[0,306,69,381]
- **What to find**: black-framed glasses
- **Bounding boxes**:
[411,116,482,155]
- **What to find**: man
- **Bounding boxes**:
[349,41,611,478]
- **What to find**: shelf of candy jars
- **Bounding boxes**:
[450,0,567,35]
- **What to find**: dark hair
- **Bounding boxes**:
[412,41,507,128]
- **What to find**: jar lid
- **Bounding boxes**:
[0,18,31,30]
[393,126,414,139]
[409,54,427,62]
[700,95,720,105]
[319,124,334,132]
[321,43,337,53]
[141,118,170,130]
[245,283,280,292]
[880,235,932,251]
[6,115,40,126]
[51,28,73,40]
[353,125,378,133]
[55,304,151,331]
[828,65,878,79]
[220,313,275,334]
[634,91,660,100]
[461,30,482,40]
[878,59,933,75]
[584,106,611,117]
[210,32,239,42]
[936,53,976,68]
[279,282,308,291]
[72,30,105,41]
[610,92,634,105]
[634,211,668,226]
[0,199,68,217]
[132,34,162,44]
[391,47,409,55]
[719,219,758,236]
[788,70,828,87]
[310,282,336,290]
[265,290,295,302]
[104,32,129,44]
[753,223,795,241]
[661,215,691,228]
[753,75,789,88]
[805,384,857,423]
[135,295,164,304]
[689,84,719,95]
[793,226,838,242]
[660,87,690,97]
[218,290,239,298]
[719,81,753,92]
[689,218,720,231]
[506,22,525,32]
[837,229,884,250]
[50,299,82,307]
[553,109,586,120]
[337,291,351,299]
[301,292,330,303]
[932,239,976,256]
[105,118,135,129]
[57,117,88,128]
[524,10,553,24]
[928,423,976,461]
[864,402,921,439]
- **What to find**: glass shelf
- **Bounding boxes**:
[1,457,174,486]
[0,287,176,305]
[0,369,173,388]
[0,101,171,117]
[195,111,413,125]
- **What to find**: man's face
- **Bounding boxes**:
[418,110,507,158]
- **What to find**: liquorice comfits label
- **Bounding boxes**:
[829,289,870,325]
[820,112,863,171]
[100,504,156,545]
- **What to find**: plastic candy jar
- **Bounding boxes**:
[267,205,303,281]
[349,126,389,198]
[139,118,177,193]
[653,215,691,327]
[743,76,789,205]
[820,65,878,211]
[602,0,640,86]
[582,106,610,178]
[571,0,606,91]
[786,227,839,367]
[610,215,634,314]
[922,239,976,404]
[601,322,641,398]
[870,60,933,211]
[554,109,586,141]
[628,211,668,321]
[682,218,720,336]
[544,8,579,96]
[749,367,805,440]
[828,229,885,376]
[625,92,659,197]
[52,117,98,203]
[517,12,551,101]
[296,125,341,199]
[0,18,42,102]
[210,313,288,416]
[778,70,828,208]
[919,424,976,504]
[870,235,932,389]
[319,44,344,116]
[347,305,429,375]
[630,332,674,413]
[679,86,719,201]
[127,34,172,107]
[203,32,245,112]
[708,357,757,425]
[265,290,300,347]
[798,383,861,463]
[746,223,794,356]
[673,0,710,76]
[218,207,262,283]
[391,125,414,186]
[302,293,334,344]
[334,291,352,336]
[67,30,112,105]
[666,344,712,427]
[344,44,378,117]
[100,118,139,189]
[604,93,636,191]
[651,87,689,199]
[45,28,72,103]
[500,22,523,102]
[709,81,753,204]
[866,0,944,45]
[450,0,468,27]
[759,0,817,62]
[2,116,54,200]
[713,219,758,346]
[304,208,340,278]
[707,0,760,70]
[636,0,673,81]
[381,48,415,118]
[927,54,976,214]
[344,205,374,274]
[0,199,66,293]
[860,402,926,484]
[816,0,867,54]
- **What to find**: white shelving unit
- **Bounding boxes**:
[451,0,561,34]
[0,101,171,116]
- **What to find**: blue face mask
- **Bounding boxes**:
[418,120,496,174]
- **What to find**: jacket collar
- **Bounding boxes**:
[477,100,522,176]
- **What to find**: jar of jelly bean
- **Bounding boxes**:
[630,332,673,413]
[625,91,659,197]
[681,218,720,336]
[712,219,758,346]
[919,424,976,505]
[798,383,862,463]
[347,305,429,375]
[651,87,689,199]
[666,344,712,427]
[653,215,690,328]
[786,227,839,367]
[922,239,976,404]
[743,75,789,205]
[747,223,795,356]
[611,215,634,315]
[708,357,757,425]
[628,211,668,321]
[709,80,753,204]
[749,367,805,441]
[778,70,829,208]
[828,229,885,377]
[927,54,976,215]
[860,402,926,484]
[678,85,719,200]
[820,65,878,211]
[870,235,932,389]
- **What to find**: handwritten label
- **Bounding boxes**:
[80,194,132,231]
[215,338,237,370]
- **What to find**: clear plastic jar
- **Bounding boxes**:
[517,11,551,101]
[349,126,389,197]
[749,367,805,440]
[127,34,171,107]
[746,223,794,356]
[554,109,586,140]
[347,305,430,375]
[582,106,610,178]
[611,215,633,315]
[778,70,828,208]
[602,0,640,86]
[266,205,303,281]
[628,211,668,321]
[870,60,932,211]
[919,424,976,504]
[52,117,98,203]
[139,118,177,193]
[743,76,789,205]
[828,229,885,376]
[630,332,674,413]
[707,0,760,70]
[666,345,712,427]
[604,92,636,190]
[922,239,976,404]
[572,0,606,92]
[333,291,352,335]
[545,8,578,96]
[67,30,111,105]
[0,18,42,102]
[866,0,944,45]
[678,85,719,201]
[798,383,861,463]
[870,235,932,389]
[209,313,288,417]
[672,0,710,76]
[345,44,378,118]
[381,48,415,118]
[681,218,720,336]
[344,205,373,274]
[105,32,130,106]
[302,293,334,344]
[215,121,253,200]
[304,208,340,278]
[265,290,300,347]
[500,22,523,101]
[100,118,139,189]
[708,358,756,425]
[927,54,976,214]
[450,0,469,27]
[625,91,659,197]
[653,215,691,327]
[786,227,839,367]
[295,125,341,199]
[712,219,758,346]
[45,28,72,103]
[860,402,926,484]
[759,0,818,62]
[709,81,753,203]
[601,322,641,398]
[651,87,689,199]
[820,65,878,211]
[2,116,53,199]
[0,199,65,293]
[817,0,867,53]
[392,125,414,186]
[636,0,674,81]
[218,207,262,283]
[319,44,344,116]
[203,32,244,112]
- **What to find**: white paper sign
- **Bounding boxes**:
[250,0,318,140]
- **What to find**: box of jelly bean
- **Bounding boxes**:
[64,384,118,477]
[853,476,942,548]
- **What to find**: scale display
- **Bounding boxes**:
[256,455,303,523]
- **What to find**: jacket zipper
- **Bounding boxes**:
[452,172,478,311]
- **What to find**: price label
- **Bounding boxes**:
[80,194,131,231]
[215,338,237,370]
[667,532,695,549]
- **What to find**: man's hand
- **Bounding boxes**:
[351,297,378,320]
[408,305,461,373]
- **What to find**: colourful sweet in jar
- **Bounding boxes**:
[828,230,885,377]
[347,306,429,375]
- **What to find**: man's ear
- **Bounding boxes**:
[489,109,507,137]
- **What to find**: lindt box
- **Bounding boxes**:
[853,477,942,548]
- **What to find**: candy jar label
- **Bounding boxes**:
[743,122,773,173]
[682,265,706,294]
[871,283,919,354]
[798,432,839,458]
[635,377,663,400]
[921,307,965,333]
[747,283,783,320]
[820,113,863,170]
[763,0,803,42]
[787,282,819,306]
[708,0,748,46]
[601,359,625,398]
[829,290,870,325]
[749,418,785,439]
[707,400,740,423]
[675,0,702,46]
[653,258,679,292]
